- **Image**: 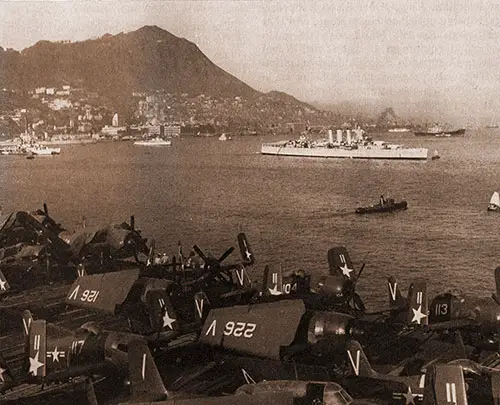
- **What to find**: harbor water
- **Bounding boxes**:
[1,129,500,309]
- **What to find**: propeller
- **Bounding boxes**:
[192,244,234,285]
[218,246,235,263]
[146,238,156,267]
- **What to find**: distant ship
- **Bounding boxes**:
[414,125,466,137]
[133,137,172,146]
[218,133,232,141]
[356,197,408,214]
[25,144,61,155]
[261,129,429,160]
[388,128,411,133]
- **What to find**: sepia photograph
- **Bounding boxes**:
[0,1,499,404]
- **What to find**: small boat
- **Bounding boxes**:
[218,133,232,141]
[414,125,466,137]
[356,198,408,214]
[488,192,500,211]
[133,137,172,146]
[431,150,441,160]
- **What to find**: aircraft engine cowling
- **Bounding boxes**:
[321,382,354,405]
[429,292,465,323]
[316,275,345,303]
[475,305,500,334]
[103,332,144,373]
[307,311,354,347]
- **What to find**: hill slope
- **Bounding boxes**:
[0,25,259,100]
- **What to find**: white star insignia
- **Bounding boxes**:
[0,278,6,291]
[339,263,354,278]
[0,366,6,382]
[411,304,427,324]
[47,346,64,363]
[162,311,176,330]
[29,351,44,376]
[402,386,418,405]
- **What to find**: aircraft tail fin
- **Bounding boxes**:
[22,309,33,338]
[28,319,46,379]
[232,264,253,290]
[493,267,500,304]
[0,352,15,393]
[387,276,405,309]
[128,339,167,401]
[346,340,378,378]
[262,264,283,296]
[327,246,356,280]
[194,291,211,324]
[407,279,428,326]
[423,364,468,405]
[491,372,500,405]
[145,290,179,335]
[238,232,254,265]
[146,238,155,267]
[0,269,10,296]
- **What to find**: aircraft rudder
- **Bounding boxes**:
[146,290,178,333]
[345,340,377,378]
[238,232,254,265]
[424,364,468,405]
[387,276,403,307]
[262,263,282,296]
[128,339,167,400]
[194,291,211,324]
[0,269,10,296]
[494,267,500,304]
[0,352,15,392]
[407,279,428,326]
[22,309,34,337]
[28,319,46,379]
[327,246,355,280]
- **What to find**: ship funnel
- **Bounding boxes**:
[328,129,334,144]
[346,130,352,145]
[336,130,343,144]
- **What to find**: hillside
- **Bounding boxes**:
[0,25,259,100]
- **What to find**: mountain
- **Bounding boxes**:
[0,25,260,100]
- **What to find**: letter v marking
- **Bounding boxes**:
[389,282,398,302]
[347,350,360,376]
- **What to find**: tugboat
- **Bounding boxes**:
[488,192,500,211]
[356,196,408,214]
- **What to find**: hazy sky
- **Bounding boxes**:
[2,0,500,124]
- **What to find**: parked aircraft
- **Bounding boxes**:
[23,309,144,385]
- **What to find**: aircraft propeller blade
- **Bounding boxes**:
[43,203,48,215]
[218,246,234,263]
[130,215,135,231]
[147,239,156,267]
[193,245,209,263]
[491,373,500,405]
[354,263,365,286]
[86,378,98,405]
